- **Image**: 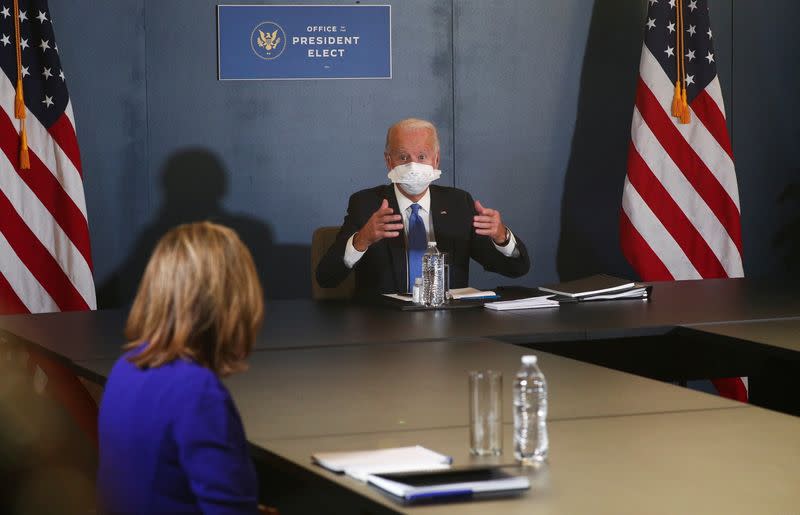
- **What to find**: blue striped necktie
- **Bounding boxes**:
[407,203,427,292]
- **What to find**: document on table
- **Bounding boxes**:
[382,293,413,302]
[367,467,530,503]
[538,274,636,298]
[312,445,453,482]
[448,287,498,300]
[381,288,497,302]
[484,295,560,311]
[559,286,649,302]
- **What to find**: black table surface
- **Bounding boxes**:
[678,317,800,353]
[2,278,799,365]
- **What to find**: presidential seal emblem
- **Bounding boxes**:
[250,21,286,60]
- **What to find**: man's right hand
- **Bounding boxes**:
[353,199,403,251]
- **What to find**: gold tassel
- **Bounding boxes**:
[19,120,30,170]
[12,0,28,169]
[679,87,691,124]
[674,0,689,123]
[14,79,25,119]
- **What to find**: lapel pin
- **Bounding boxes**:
[440,210,447,215]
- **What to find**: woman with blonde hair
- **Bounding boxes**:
[98,221,264,514]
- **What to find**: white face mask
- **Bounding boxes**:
[387,162,442,196]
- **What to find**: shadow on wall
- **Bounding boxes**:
[97,149,310,308]
[774,179,800,278]
[556,0,643,281]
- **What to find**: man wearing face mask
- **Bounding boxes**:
[316,118,530,297]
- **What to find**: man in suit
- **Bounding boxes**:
[316,118,530,297]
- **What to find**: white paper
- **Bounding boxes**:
[312,445,452,482]
[449,287,497,300]
[538,274,636,298]
[578,287,649,301]
[383,288,496,302]
[382,293,413,302]
[484,296,559,311]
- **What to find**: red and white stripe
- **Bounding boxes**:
[0,73,95,314]
[621,45,743,281]
[621,45,747,402]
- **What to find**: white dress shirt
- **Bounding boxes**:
[343,184,518,268]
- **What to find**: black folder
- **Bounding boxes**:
[367,466,530,505]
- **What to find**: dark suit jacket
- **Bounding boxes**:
[316,184,530,296]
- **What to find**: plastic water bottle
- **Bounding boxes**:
[412,277,423,304]
[421,241,445,307]
[513,355,548,464]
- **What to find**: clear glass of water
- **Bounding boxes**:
[468,370,503,456]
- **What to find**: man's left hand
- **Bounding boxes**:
[473,200,508,245]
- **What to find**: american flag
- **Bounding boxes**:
[621,0,746,401]
[0,0,95,314]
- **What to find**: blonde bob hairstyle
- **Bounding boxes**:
[124,221,264,376]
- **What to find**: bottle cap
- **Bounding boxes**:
[521,355,537,365]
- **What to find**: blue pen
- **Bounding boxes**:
[406,489,472,501]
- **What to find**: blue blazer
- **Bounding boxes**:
[98,347,258,514]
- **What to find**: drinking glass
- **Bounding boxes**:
[468,370,503,456]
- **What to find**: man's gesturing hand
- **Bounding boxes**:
[473,200,508,245]
[353,199,404,251]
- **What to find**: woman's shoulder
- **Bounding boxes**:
[175,360,229,399]
[156,357,228,396]
[110,346,227,398]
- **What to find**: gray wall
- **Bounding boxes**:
[49,0,799,305]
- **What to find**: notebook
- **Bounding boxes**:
[312,445,452,482]
[367,467,530,504]
[538,274,636,298]
[484,295,560,311]
[550,286,651,303]
[448,288,499,300]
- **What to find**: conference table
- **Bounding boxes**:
[2,278,800,513]
[3,278,799,361]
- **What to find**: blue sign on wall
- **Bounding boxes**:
[217,4,391,80]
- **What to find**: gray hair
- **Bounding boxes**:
[385,118,440,153]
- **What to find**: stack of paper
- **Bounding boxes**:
[312,445,452,482]
[567,286,649,301]
[382,288,497,303]
[538,274,650,303]
[539,274,636,298]
[484,296,559,311]
[382,293,413,302]
[448,287,498,300]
